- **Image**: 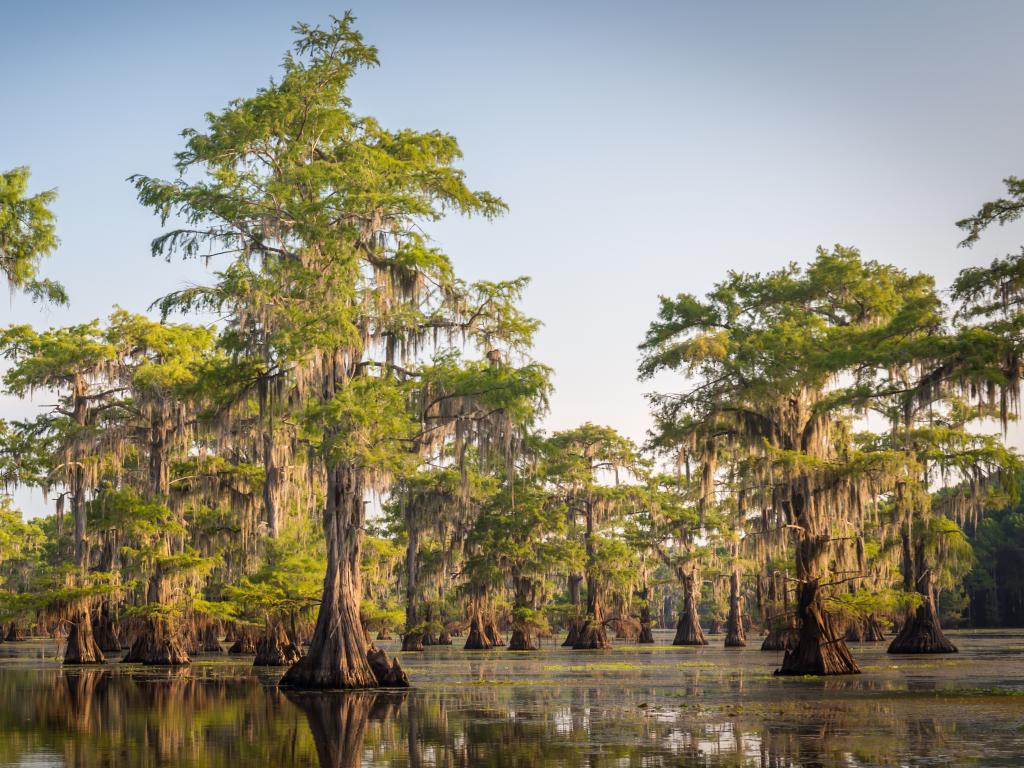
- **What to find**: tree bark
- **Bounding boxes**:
[672,572,707,646]
[463,610,493,650]
[888,541,957,654]
[725,568,747,647]
[777,579,860,675]
[776,500,859,675]
[63,610,105,664]
[254,620,303,666]
[121,618,189,665]
[281,464,406,688]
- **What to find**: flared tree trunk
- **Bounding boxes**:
[63,610,105,664]
[508,627,539,650]
[888,540,957,654]
[776,508,859,675]
[725,568,747,647]
[122,618,189,665]
[672,572,707,646]
[777,579,860,675]
[254,621,304,666]
[281,464,406,689]
[484,616,505,647]
[463,610,493,650]
[864,616,886,642]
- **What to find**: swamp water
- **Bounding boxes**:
[0,629,1022,767]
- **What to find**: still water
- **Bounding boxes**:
[0,630,1022,767]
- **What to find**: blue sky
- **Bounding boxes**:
[4,1,1024,513]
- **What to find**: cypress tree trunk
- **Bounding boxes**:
[778,579,860,674]
[725,568,747,647]
[63,610,105,664]
[254,621,303,666]
[201,622,224,652]
[484,616,505,647]
[574,502,610,649]
[400,517,424,651]
[463,610,493,650]
[282,465,406,688]
[562,573,584,646]
[888,541,957,654]
[94,604,121,653]
[776,500,859,675]
[258,375,281,539]
[672,571,707,646]
[637,585,655,644]
[122,618,189,665]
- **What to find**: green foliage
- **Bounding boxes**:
[0,167,65,304]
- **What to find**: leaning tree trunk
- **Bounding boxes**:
[724,568,747,647]
[64,610,105,664]
[281,464,406,689]
[672,572,707,646]
[888,541,957,654]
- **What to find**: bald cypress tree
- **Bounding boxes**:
[133,15,544,688]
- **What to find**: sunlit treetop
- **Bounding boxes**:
[0,167,66,305]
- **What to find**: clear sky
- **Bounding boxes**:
[3,1,1024,514]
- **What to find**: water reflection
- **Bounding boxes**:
[0,635,1022,767]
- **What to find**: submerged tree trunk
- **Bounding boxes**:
[400,520,424,652]
[672,572,707,646]
[725,568,747,647]
[889,541,957,654]
[63,610,105,664]
[281,465,406,689]
[254,621,303,666]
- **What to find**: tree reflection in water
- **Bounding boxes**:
[0,653,1021,767]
